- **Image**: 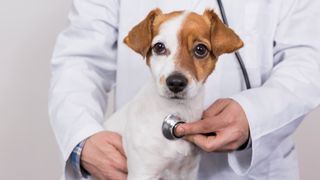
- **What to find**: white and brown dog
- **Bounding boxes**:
[104,9,243,180]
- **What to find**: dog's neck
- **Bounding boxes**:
[142,80,204,122]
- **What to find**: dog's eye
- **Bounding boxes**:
[194,44,209,58]
[153,42,167,55]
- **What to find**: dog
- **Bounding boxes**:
[104,9,243,180]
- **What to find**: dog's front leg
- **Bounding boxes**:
[126,151,163,180]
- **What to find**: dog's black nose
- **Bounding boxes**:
[166,74,188,93]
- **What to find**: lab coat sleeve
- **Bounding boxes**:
[227,0,320,175]
[49,0,119,165]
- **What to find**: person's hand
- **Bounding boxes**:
[81,131,128,180]
[175,98,249,152]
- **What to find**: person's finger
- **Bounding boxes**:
[107,132,126,157]
[113,170,128,180]
[203,99,231,117]
[184,134,217,152]
[175,117,223,137]
[204,132,232,152]
[175,119,211,136]
[109,149,128,173]
[95,167,127,180]
[219,140,242,152]
[82,153,128,179]
[185,132,231,152]
[109,170,128,180]
[98,142,128,173]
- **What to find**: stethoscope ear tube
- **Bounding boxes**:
[217,0,251,90]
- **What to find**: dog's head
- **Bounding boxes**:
[124,9,243,99]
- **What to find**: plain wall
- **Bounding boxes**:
[0,0,70,179]
[0,0,319,179]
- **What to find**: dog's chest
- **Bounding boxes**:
[124,89,203,159]
[126,101,201,156]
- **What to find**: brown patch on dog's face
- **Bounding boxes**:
[145,11,183,65]
[176,12,215,82]
[123,9,183,65]
[124,9,162,58]
[176,10,243,82]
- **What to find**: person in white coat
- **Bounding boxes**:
[49,0,320,179]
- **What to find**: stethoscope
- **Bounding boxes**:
[162,0,251,140]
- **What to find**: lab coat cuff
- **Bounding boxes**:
[63,123,104,180]
[228,147,253,176]
[227,93,256,175]
[70,139,89,178]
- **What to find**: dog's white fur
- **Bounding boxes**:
[104,12,203,180]
[105,81,203,179]
[151,12,203,99]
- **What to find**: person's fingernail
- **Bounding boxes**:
[175,125,185,137]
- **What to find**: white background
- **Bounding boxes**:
[0,0,319,179]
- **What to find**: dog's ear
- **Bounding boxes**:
[203,9,243,57]
[123,9,162,58]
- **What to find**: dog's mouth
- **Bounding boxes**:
[165,91,187,100]
[159,84,192,100]
[171,95,184,100]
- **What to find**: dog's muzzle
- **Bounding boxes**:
[162,114,185,140]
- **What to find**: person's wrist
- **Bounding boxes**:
[237,131,251,151]
[71,139,90,178]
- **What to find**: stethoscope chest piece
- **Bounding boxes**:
[162,114,185,140]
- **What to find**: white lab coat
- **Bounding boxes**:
[49,0,320,179]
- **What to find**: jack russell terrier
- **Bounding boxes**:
[104,9,243,180]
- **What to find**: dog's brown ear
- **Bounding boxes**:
[123,9,162,58]
[203,9,243,56]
